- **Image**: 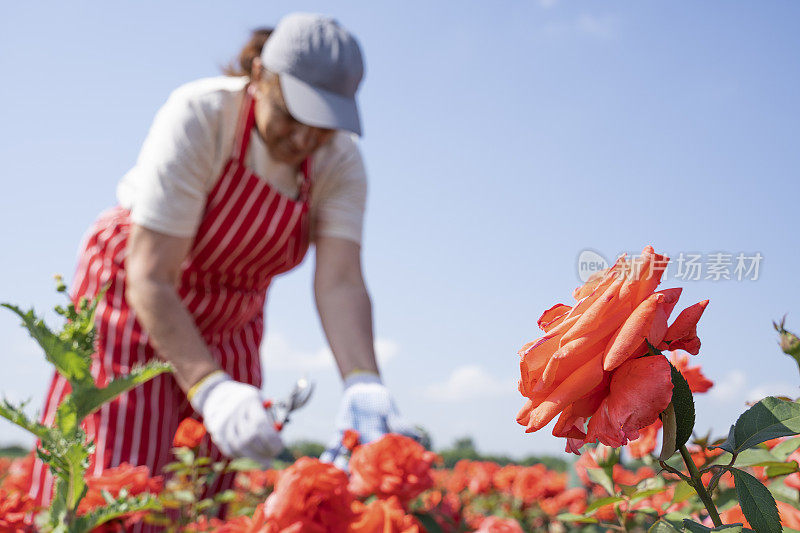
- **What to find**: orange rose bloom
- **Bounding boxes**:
[442,460,500,495]
[77,463,163,514]
[539,487,588,517]
[349,496,421,533]
[511,464,567,505]
[342,429,361,451]
[348,434,438,504]
[473,515,525,533]
[669,351,714,393]
[627,419,661,458]
[492,464,522,492]
[263,457,355,533]
[517,245,709,452]
[173,417,207,448]
[234,469,279,493]
[0,454,34,494]
[419,490,462,530]
[0,488,34,531]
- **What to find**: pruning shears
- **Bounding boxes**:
[263,377,315,432]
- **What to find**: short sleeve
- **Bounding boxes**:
[119,86,220,238]
[311,136,367,245]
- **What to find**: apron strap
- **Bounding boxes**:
[231,85,258,162]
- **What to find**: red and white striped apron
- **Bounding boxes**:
[30,85,312,528]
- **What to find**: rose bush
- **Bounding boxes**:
[348,433,439,504]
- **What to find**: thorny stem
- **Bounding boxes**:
[614,504,630,532]
[679,444,723,527]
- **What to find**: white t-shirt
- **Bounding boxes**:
[117,76,367,244]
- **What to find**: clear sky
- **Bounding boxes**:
[1,2,799,457]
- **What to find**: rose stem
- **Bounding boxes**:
[679,444,723,527]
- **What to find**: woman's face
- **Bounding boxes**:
[251,69,335,167]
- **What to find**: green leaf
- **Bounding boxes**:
[227,457,264,472]
[55,400,79,436]
[630,488,669,504]
[172,489,196,503]
[648,520,681,533]
[769,435,800,460]
[682,520,744,532]
[586,466,616,496]
[770,479,800,505]
[214,489,237,503]
[762,461,799,478]
[71,361,172,421]
[412,512,445,533]
[585,496,625,514]
[0,399,50,440]
[713,397,800,454]
[730,466,781,533]
[669,361,695,450]
[72,493,162,531]
[63,441,89,512]
[173,447,195,465]
[660,403,678,460]
[672,480,697,504]
[555,512,599,524]
[721,447,777,467]
[1,303,95,390]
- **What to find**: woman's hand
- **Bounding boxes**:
[189,372,284,465]
[125,224,221,392]
[320,372,420,467]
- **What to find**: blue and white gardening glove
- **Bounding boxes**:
[189,371,284,468]
[320,372,420,469]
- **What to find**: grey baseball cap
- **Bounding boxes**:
[261,13,364,136]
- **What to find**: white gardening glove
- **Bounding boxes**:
[320,372,420,469]
[189,371,284,467]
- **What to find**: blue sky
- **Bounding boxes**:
[1,2,799,457]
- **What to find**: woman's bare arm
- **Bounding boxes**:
[125,223,221,392]
[314,236,379,379]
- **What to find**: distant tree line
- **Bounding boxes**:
[275,431,568,472]
[1,433,570,472]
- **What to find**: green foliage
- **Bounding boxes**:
[586,466,615,496]
[0,444,31,458]
[286,439,326,460]
[0,279,171,532]
[70,492,162,532]
[714,397,800,455]
[437,436,568,470]
[669,361,696,452]
[648,520,682,532]
[729,467,781,533]
[412,511,444,533]
[682,521,747,532]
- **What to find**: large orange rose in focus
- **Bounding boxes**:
[516,246,709,453]
[348,434,438,505]
[263,457,355,533]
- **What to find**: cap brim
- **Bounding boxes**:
[279,74,362,136]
